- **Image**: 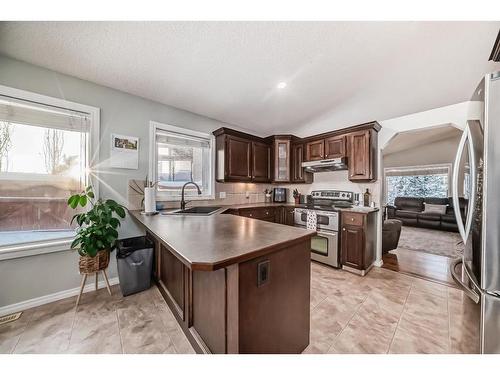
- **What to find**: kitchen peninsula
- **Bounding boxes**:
[131,210,316,354]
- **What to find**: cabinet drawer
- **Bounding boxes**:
[240,207,275,219]
[342,212,364,226]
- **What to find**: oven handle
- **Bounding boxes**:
[316,230,338,237]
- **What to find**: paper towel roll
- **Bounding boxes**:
[144,187,156,213]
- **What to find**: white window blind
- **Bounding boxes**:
[0,95,90,132]
[156,130,210,149]
[152,123,213,199]
[385,165,450,177]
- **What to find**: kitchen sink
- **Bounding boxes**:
[161,206,223,215]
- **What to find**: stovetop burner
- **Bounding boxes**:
[306,190,354,210]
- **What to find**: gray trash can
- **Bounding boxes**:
[116,236,154,296]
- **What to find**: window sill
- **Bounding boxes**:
[0,238,74,261]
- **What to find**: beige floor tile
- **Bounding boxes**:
[2,264,475,355]
[154,301,195,354]
[389,326,450,354]
[117,302,176,354]
[0,309,35,354]
[308,294,363,353]
[13,297,76,354]
[448,294,480,354]
[66,308,122,354]
[331,298,400,354]
[397,288,449,341]
[411,277,449,298]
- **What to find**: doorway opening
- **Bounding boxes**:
[380,125,464,286]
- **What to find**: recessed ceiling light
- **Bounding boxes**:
[277,82,287,89]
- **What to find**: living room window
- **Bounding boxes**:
[149,121,214,200]
[384,164,451,206]
[0,87,98,251]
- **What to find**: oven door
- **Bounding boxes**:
[310,230,339,268]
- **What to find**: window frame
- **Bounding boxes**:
[383,163,452,206]
[149,121,215,201]
[0,84,100,260]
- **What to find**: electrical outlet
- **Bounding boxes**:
[245,191,250,199]
[219,191,226,199]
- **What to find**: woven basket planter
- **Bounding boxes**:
[79,250,110,274]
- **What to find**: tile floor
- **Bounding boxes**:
[0,263,479,354]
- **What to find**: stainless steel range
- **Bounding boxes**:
[294,190,353,268]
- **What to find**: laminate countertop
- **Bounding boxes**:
[130,210,316,271]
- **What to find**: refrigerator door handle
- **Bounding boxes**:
[452,128,468,243]
[466,123,478,243]
[450,258,480,304]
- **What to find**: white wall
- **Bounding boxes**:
[383,135,461,168]
[0,55,250,309]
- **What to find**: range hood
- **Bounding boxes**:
[302,157,348,173]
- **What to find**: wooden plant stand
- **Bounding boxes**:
[75,250,112,307]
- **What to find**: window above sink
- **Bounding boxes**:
[149,121,215,201]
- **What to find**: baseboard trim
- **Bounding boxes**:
[0,277,120,317]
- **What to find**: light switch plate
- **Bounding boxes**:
[219,191,226,199]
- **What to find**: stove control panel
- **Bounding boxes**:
[311,190,353,201]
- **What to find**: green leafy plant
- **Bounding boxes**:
[68,186,126,257]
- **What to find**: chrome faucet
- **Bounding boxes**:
[180,181,202,210]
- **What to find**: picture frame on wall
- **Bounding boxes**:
[110,133,139,169]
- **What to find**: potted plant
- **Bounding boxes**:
[293,189,301,205]
[67,186,126,275]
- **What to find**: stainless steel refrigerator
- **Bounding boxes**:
[451,70,500,354]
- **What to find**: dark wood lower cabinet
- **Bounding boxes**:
[227,205,296,226]
[340,211,377,275]
[341,225,364,269]
[147,229,311,354]
[159,244,185,319]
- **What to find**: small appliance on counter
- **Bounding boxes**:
[273,187,288,203]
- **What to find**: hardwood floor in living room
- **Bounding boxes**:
[382,226,462,286]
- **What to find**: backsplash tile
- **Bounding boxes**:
[127,172,381,211]
[127,179,274,211]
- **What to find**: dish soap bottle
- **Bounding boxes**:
[363,188,371,207]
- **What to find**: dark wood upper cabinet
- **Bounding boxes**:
[291,142,312,183]
[226,135,252,181]
[214,128,271,183]
[214,121,379,184]
[324,135,345,159]
[347,129,377,182]
[252,141,271,182]
[272,136,291,183]
[305,139,324,161]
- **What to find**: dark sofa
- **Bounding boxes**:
[386,196,467,232]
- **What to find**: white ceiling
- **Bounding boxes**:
[0,21,499,135]
[383,125,462,155]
